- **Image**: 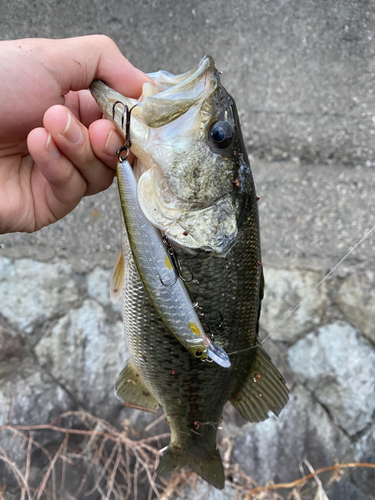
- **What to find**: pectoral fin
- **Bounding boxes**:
[230,346,289,422]
[115,360,159,413]
[110,246,124,304]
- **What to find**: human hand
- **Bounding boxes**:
[0,35,152,234]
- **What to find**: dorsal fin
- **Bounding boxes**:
[110,246,124,304]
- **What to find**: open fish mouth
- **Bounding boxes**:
[90,55,245,256]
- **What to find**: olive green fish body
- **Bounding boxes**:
[118,185,266,488]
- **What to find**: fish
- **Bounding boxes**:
[90,55,289,490]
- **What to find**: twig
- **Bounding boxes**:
[301,460,329,500]
[222,437,233,467]
[4,411,374,500]
[34,433,69,500]
[75,434,109,496]
[144,413,165,433]
[244,462,375,498]
[1,412,172,500]
[21,431,33,500]
[87,440,120,495]
[0,445,32,500]
[133,447,160,499]
[105,445,122,500]
[133,458,140,500]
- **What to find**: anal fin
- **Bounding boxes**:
[116,359,159,413]
[230,346,289,422]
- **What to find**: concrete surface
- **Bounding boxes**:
[1,0,375,167]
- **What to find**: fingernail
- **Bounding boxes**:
[135,67,154,84]
[46,133,60,158]
[105,130,123,156]
[61,112,83,145]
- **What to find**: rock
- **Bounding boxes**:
[260,267,326,342]
[0,258,78,331]
[87,266,122,314]
[0,363,73,427]
[337,272,375,343]
[35,299,127,418]
[174,482,238,500]
[326,480,372,500]
[231,385,352,486]
[0,322,26,362]
[352,423,375,499]
[0,361,74,489]
[288,321,375,435]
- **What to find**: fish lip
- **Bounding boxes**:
[206,342,231,368]
[157,55,215,96]
[90,80,110,102]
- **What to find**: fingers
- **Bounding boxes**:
[89,119,126,168]
[1,36,153,141]
[27,104,122,224]
[27,127,87,222]
[44,35,154,98]
[42,105,116,195]
[64,89,103,128]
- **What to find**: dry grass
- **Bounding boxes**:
[0,411,168,500]
[0,411,374,500]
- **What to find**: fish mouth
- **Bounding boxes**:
[90,56,239,256]
[139,55,217,128]
[90,55,217,144]
[206,342,231,368]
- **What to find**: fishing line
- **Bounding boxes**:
[227,221,375,357]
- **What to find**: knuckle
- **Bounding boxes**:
[95,34,117,50]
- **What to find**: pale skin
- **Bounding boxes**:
[0,35,153,234]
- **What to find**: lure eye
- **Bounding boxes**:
[195,350,203,358]
[209,121,233,149]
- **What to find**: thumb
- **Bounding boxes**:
[44,35,152,98]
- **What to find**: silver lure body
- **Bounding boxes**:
[117,159,230,367]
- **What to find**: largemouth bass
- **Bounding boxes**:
[90,56,288,489]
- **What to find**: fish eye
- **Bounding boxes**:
[209,121,233,149]
[195,350,203,358]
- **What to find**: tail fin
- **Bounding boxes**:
[157,444,224,489]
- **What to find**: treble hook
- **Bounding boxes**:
[175,259,194,283]
[112,101,127,129]
[193,301,216,341]
[159,236,194,286]
[159,274,178,287]
[113,101,139,163]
